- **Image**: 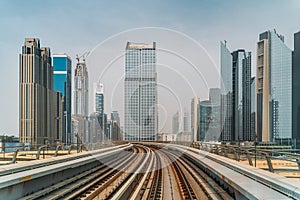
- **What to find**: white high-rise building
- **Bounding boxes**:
[74,58,89,142]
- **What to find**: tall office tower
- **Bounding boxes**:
[191,97,199,141]
[74,58,89,142]
[183,111,190,133]
[220,41,252,142]
[111,111,120,140]
[124,42,158,141]
[95,82,104,137]
[104,113,109,140]
[172,111,179,135]
[256,30,292,142]
[95,82,104,115]
[198,100,220,141]
[220,41,233,141]
[209,88,221,137]
[251,77,256,140]
[293,31,300,146]
[209,88,221,104]
[53,54,72,145]
[232,50,252,141]
[20,38,61,147]
[89,112,101,142]
[111,111,120,124]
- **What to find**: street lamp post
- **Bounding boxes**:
[255,132,257,167]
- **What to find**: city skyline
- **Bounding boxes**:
[1,1,300,136]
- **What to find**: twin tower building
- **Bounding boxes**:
[19,38,158,147]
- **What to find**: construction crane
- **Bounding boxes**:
[76,51,90,63]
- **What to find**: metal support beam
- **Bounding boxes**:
[54,145,62,157]
[263,153,274,173]
[12,149,20,164]
[36,145,48,160]
[245,150,253,166]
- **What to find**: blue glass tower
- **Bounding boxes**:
[52,54,72,145]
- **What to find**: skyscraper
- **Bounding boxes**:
[220,41,233,141]
[111,111,121,141]
[95,82,104,136]
[293,31,300,146]
[183,111,190,133]
[124,42,158,141]
[256,30,292,142]
[198,100,220,141]
[209,88,221,140]
[191,97,199,141]
[220,41,252,142]
[232,50,252,141]
[251,77,256,140]
[172,111,179,135]
[209,88,221,104]
[95,82,104,116]
[74,58,89,142]
[52,54,72,145]
[19,38,62,147]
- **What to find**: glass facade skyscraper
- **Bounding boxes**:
[95,82,105,139]
[293,31,300,145]
[172,111,179,135]
[256,30,292,141]
[251,77,256,140]
[95,82,104,116]
[53,54,72,145]
[191,97,199,141]
[232,50,252,141]
[198,100,220,141]
[220,42,252,141]
[124,42,157,141]
[220,41,233,141]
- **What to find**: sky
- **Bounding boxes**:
[0,0,299,136]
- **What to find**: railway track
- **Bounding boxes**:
[4,143,291,200]
[19,146,138,200]
[58,144,229,200]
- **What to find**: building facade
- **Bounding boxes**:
[191,97,199,141]
[124,42,158,141]
[251,77,256,141]
[293,31,300,146]
[198,100,220,141]
[183,111,190,133]
[256,30,292,142]
[74,58,89,143]
[19,38,63,147]
[209,88,221,104]
[95,82,104,140]
[220,41,252,142]
[232,50,252,141]
[220,41,233,141]
[172,111,179,135]
[52,54,72,145]
[111,111,121,141]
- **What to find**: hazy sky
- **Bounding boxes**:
[0,0,299,136]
